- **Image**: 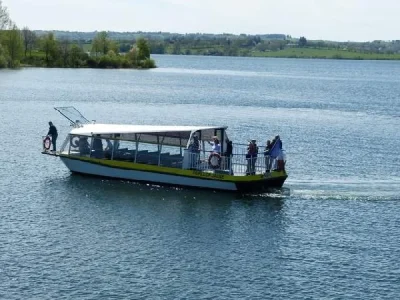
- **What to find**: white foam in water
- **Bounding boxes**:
[288,178,400,201]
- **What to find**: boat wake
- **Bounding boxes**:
[286,178,400,201]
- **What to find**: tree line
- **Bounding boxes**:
[42,30,400,57]
[0,1,155,69]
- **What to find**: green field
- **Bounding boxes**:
[251,48,400,60]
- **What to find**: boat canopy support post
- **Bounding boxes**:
[134,134,139,163]
[111,134,115,160]
[60,135,70,153]
[158,135,165,166]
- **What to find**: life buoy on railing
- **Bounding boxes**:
[71,136,79,148]
[43,136,51,150]
[208,153,221,169]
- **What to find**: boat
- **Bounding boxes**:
[42,107,288,193]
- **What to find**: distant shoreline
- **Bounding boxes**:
[248,48,400,60]
[156,48,400,61]
[156,51,400,61]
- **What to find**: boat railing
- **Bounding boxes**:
[184,146,285,175]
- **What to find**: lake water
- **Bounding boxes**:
[0,55,399,299]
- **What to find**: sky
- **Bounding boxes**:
[3,0,400,42]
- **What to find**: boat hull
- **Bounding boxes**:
[59,155,287,193]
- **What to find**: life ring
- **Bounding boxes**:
[71,136,79,148]
[208,153,221,169]
[43,136,51,150]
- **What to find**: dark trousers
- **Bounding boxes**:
[246,157,257,175]
[51,135,57,151]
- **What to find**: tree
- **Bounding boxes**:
[22,26,36,57]
[91,37,101,57]
[126,48,138,66]
[91,31,111,55]
[41,33,59,66]
[0,43,7,68]
[0,0,10,30]
[5,23,23,67]
[59,38,70,67]
[136,38,151,60]
[69,44,86,67]
[298,36,307,47]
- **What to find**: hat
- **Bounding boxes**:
[251,139,256,143]
[212,136,218,139]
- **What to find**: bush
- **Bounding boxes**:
[8,60,21,68]
[0,54,7,68]
[120,58,132,68]
[0,44,8,68]
[98,55,122,68]
[332,54,343,59]
[140,58,156,68]
[86,57,98,68]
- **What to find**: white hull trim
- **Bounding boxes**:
[60,157,237,191]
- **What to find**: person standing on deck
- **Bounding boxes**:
[246,139,258,175]
[47,122,58,152]
[224,138,233,174]
[208,136,221,154]
[269,135,283,170]
[264,140,272,172]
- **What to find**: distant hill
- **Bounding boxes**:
[33,30,287,42]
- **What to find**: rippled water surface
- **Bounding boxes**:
[1,56,399,299]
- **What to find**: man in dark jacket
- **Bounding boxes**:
[47,121,58,151]
[224,139,233,174]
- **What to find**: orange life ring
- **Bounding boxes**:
[43,136,51,150]
[208,153,221,169]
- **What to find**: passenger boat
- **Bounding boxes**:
[42,107,288,193]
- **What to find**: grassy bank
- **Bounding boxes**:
[251,48,400,60]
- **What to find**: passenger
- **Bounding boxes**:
[246,139,258,175]
[264,140,272,172]
[105,139,113,159]
[269,135,283,170]
[224,138,233,174]
[92,135,103,158]
[188,134,200,153]
[114,134,121,151]
[47,121,58,152]
[93,135,103,151]
[274,135,282,150]
[188,134,201,169]
[208,136,221,154]
[78,137,90,155]
[105,139,113,152]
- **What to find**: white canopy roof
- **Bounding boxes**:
[70,124,226,136]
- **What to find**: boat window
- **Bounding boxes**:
[113,139,136,161]
[69,135,93,158]
[118,131,191,147]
